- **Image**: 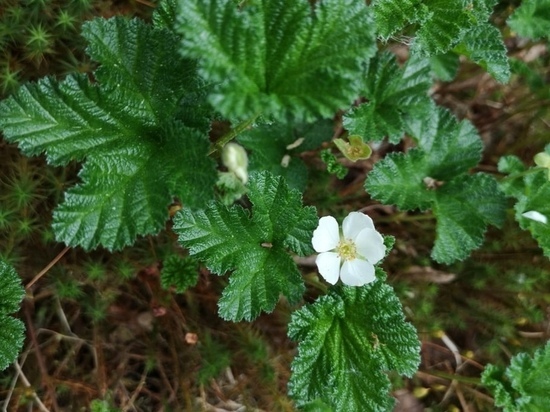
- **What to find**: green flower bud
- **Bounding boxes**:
[534,152,550,180]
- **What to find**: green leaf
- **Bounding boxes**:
[153,0,178,30]
[176,0,376,122]
[0,18,217,250]
[455,22,511,83]
[508,0,550,40]
[416,107,483,179]
[373,0,475,55]
[429,52,460,81]
[366,107,506,263]
[512,172,550,258]
[160,255,199,293]
[482,341,550,411]
[288,281,420,411]
[173,171,317,321]
[366,149,434,211]
[238,121,333,191]
[320,150,348,180]
[415,1,475,56]
[432,173,506,263]
[372,0,417,39]
[0,260,25,371]
[343,52,432,143]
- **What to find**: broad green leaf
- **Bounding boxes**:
[498,155,527,199]
[416,107,483,179]
[471,0,499,21]
[153,0,178,30]
[0,260,25,371]
[508,0,550,40]
[415,0,475,56]
[176,0,376,122]
[498,155,526,175]
[367,107,505,263]
[367,106,483,209]
[366,149,434,211]
[482,341,550,411]
[432,173,506,263]
[455,22,511,83]
[0,18,217,250]
[343,52,432,143]
[429,52,460,81]
[372,0,417,39]
[288,281,420,411]
[173,172,317,321]
[512,171,550,257]
[373,0,475,55]
[237,121,333,191]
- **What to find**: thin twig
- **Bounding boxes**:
[11,362,51,412]
[26,247,70,290]
[23,302,60,411]
[122,369,148,412]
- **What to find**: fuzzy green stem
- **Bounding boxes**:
[501,167,545,182]
[208,113,261,155]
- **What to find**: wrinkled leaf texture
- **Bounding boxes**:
[173,171,317,321]
[289,282,420,411]
[367,106,506,263]
[0,260,25,371]
[177,0,376,121]
[508,0,550,40]
[0,17,216,250]
[499,167,550,258]
[343,51,432,143]
[482,341,550,411]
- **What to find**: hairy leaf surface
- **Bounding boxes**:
[0,260,25,371]
[367,107,505,263]
[500,164,550,258]
[508,0,550,40]
[455,22,511,83]
[482,341,550,411]
[373,0,475,55]
[177,0,376,121]
[288,282,420,411]
[432,174,506,263]
[0,18,216,250]
[343,52,432,143]
[173,172,317,321]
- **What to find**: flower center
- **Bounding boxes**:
[336,238,357,261]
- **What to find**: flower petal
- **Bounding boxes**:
[522,210,548,224]
[355,228,386,264]
[312,216,340,252]
[342,212,374,240]
[315,252,341,285]
[340,259,376,286]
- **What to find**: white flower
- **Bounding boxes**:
[222,143,249,184]
[312,212,386,286]
[522,210,548,224]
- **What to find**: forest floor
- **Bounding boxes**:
[1,1,549,411]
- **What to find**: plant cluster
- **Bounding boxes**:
[0,0,550,410]
[0,0,158,98]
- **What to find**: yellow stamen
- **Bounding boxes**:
[336,238,357,261]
